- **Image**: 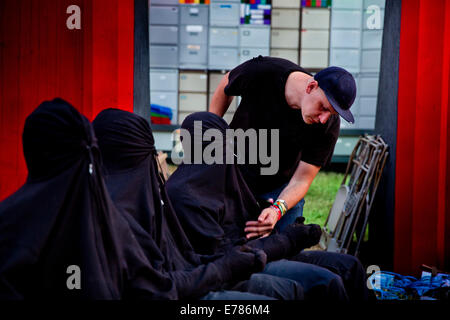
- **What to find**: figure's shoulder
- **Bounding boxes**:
[253,56,299,69]
[257,57,314,85]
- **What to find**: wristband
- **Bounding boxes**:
[270,205,282,221]
[274,199,288,217]
[276,199,288,212]
[273,203,283,215]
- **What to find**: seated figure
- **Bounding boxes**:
[94,108,347,301]
[0,99,267,300]
[93,108,307,300]
[166,112,367,301]
[0,99,176,299]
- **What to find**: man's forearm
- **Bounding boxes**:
[275,161,320,211]
[245,163,318,237]
[209,72,233,117]
[277,180,310,211]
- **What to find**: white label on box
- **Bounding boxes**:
[189,8,199,14]
[187,44,201,50]
[186,25,203,33]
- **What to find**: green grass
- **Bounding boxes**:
[303,171,344,226]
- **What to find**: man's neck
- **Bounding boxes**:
[285,71,312,107]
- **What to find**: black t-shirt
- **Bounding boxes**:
[224,56,340,194]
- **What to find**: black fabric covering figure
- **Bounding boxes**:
[166,112,322,258]
[93,108,305,300]
[166,112,368,301]
[0,99,177,300]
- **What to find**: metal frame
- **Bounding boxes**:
[321,134,389,256]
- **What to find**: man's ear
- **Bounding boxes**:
[305,79,319,94]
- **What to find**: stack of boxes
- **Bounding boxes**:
[240,0,272,25]
[150,0,180,125]
[239,25,270,64]
[330,0,385,159]
[179,4,209,69]
[329,1,362,75]
[329,0,385,130]
[359,0,385,129]
[149,1,179,69]
[239,0,271,65]
[329,0,362,131]
[150,69,179,125]
[208,0,241,70]
[148,0,386,162]
[270,0,300,64]
[178,71,209,125]
[178,2,209,126]
[300,5,330,70]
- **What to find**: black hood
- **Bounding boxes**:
[167,112,261,255]
[93,109,253,299]
[0,99,176,300]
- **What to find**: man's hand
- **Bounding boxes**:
[244,207,279,239]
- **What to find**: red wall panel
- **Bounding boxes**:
[443,0,450,272]
[92,0,118,118]
[0,0,135,201]
[117,0,135,112]
[395,0,419,274]
[396,0,450,275]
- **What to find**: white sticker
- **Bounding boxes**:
[189,8,199,14]
[186,25,203,33]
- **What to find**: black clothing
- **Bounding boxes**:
[166,111,366,301]
[293,250,368,301]
[225,56,340,194]
[167,112,320,258]
[93,108,302,300]
[0,99,176,300]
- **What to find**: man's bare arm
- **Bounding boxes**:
[209,72,234,117]
[244,161,321,238]
[277,160,321,210]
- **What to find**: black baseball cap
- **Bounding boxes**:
[314,66,357,124]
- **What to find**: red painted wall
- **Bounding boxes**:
[396,0,450,275]
[0,0,134,201]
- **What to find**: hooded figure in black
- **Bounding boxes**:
[0,98,177,300]
[166,112,368,301]
[93,108,308,300]
[166,112,322,259]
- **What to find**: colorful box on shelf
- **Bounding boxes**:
[240,1,271,25]
[301,0,331,7]
[151,104,173,125]
[179,0,210,4]
[151,114,171,125]
[241,0,271,4]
